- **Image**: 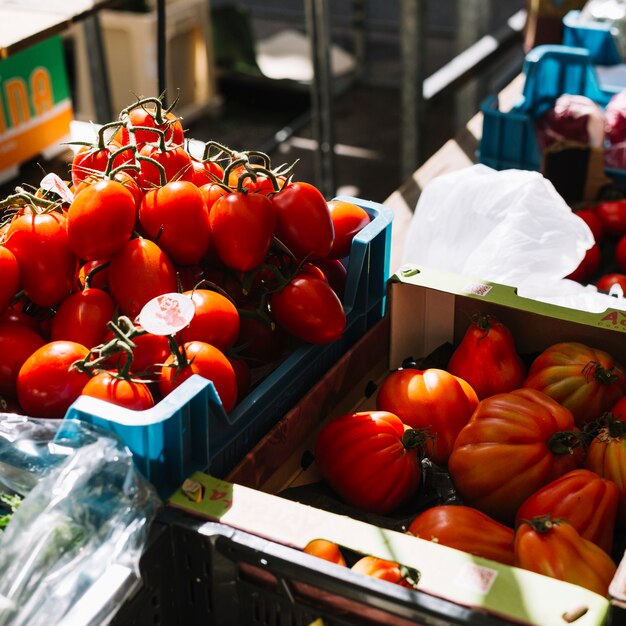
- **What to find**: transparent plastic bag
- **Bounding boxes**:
[400,164,624,312]
[0,414,161,626]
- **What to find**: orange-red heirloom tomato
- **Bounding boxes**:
[523,341,626,427]
[585,414,626,527]
[81,371,155,411]
[314,410,424,515]
[303,539,346,567]
[17,340,90,418]
[448,388,583,525]
[67,179,137,261]
[514,515,617,597]
[376,368,478,466]
[351,556,416,589]
[447,313,525,400]
[407,505,515,566]
[515,469,619,554]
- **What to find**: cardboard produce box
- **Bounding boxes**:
[168,265,626,626]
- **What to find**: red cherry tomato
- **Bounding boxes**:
[0,322,45,398]
[565,243,601,283]
[596,273,626,293]
[199,182,229,212]
[115,108,185,146]
[71,141,134,187]
[17,340,91,418]
[81,371,155,410]
[326,200,371,259]
[108,238,178,318]
[191,159,224,187]
[595,199,626,239]
[209,192,276,271]
[159,341,237,412]
[271,182,334,260]
[0,246,20,314]
[270,271,346,344]
[179,289,240,351]
[67,179,137,261]
[50,288,116,348]
[574,208,605,245]
[139,181,211,265]
[6,212,77,307]
[75,259,110,291]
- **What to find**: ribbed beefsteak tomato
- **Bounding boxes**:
[514,515,617,597]
[448,388,583,524]
[523,341,626,427]
[407,505,515,566]
[314,411,425,515]
[376,368,478,466]
[515,469,618,554]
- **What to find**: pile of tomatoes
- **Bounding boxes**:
[312,314,626,597]
[0,95,373,420]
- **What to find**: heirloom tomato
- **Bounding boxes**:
[81,371,155,411]
[515,469,619,554]
[17,340,90,418]
[271,182,334,260]
[270,271,346,344]
[351,556,417,589]
[6,211,77,307]
[67,180,136,261]
[0,322,45,398]
[0,246,19,314]
[585,414,626,526]
[447,313,525,400]
[523,341,626,427]
[514,515,616,597]
[326,200,370,259]
[376,368,478,466]
[303,539,346,567]
[314,410,425,515]
[407,505,515,566]
[179,289,239,352]
[108,238,178,318]
[448,388,583,524]
[159,340,237,412]
[139,181,211,265]
[209,191,276,271]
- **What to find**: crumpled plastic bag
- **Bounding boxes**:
[401,164,626,313]
[0,414,161,626]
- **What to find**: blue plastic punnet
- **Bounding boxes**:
[64,196,393,496]
[562,10,622,66]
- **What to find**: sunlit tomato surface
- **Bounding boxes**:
[115,108,185,146]
[0,322,45,398]
[303,539,346,566]
[17,340,90,418]
[81,371,155,410]
[376,368,478,466]
[108,238,178,318]
[71,141,134,187]
[407,505,515,566]
[326,200,370,259]
[67,179,137,261]
[191,158,224,187]
[139,181,211,265]
[448,388,583,524]
[159,341,237,412]
[6,211,77,307]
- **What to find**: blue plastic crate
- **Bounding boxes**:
[64,196,393,497]
[563,10,622,66]
[479,44,626,186]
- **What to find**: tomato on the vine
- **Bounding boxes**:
[17,340,90,418]
[81,371,155,411]
[137,143,195,189]
[0,246,19,314]
[326,200,370,259]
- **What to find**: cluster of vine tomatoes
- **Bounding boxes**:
[0,95,373,420]
[312,313,626,597]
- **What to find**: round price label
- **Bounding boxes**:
[138,293,195,336]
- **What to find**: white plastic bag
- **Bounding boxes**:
[400,164,624,312]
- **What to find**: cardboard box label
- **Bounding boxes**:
[0,36,73,171]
